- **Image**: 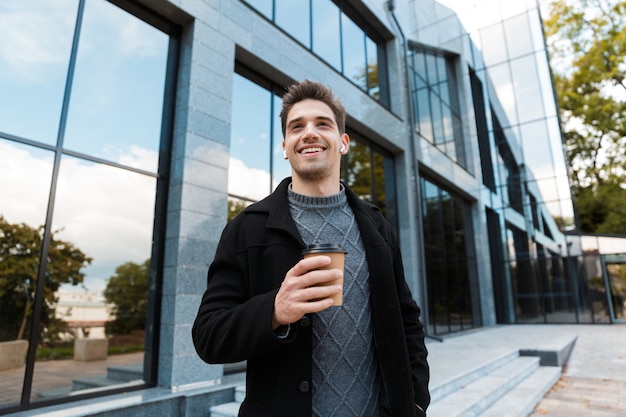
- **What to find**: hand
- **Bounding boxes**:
[272,255,343,329]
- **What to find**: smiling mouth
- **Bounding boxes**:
[299,147,325,154]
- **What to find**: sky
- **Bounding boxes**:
[0,0,273,295]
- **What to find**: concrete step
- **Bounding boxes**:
[428,356,541,417]
[106,362,143,382]
[210,386,245,417]
[209,336,571,417]
[72,374,142,391]
[480,366,562,417]
[430,350,520,403]
[71,362,143,390]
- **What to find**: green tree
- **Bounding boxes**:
[103,259,149,335]
[228,198,248,221]
[0,216,91,342]
[543,0,626,233]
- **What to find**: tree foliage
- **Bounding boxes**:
[543,0,626,233]
[103,259,149,335]
[0,216,91,342]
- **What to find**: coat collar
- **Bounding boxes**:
[245,177,384,237]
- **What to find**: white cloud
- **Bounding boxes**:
[0,0,165,83]
[228,158,277,201]
[0,1,76,81]
[1,141,288,292]
[0,141,155,292]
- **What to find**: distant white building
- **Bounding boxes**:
[54,290,111,339]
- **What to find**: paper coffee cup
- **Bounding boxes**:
[302,244,347,306]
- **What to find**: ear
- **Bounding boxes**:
[340,134,350,155]
[282,142,288,159]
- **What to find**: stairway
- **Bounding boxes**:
[427,352,561,417]
[71,362,144,392]
[37,362,144,399]
[209,351,563,417]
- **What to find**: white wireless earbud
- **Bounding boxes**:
[283,150,288,159]
[340,145,346,153]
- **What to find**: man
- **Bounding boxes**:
[192,80,429,416]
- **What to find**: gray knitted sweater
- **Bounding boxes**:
[288,185,381,417]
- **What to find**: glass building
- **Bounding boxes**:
[0,0,624,415]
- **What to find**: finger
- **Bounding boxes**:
[302,284,342,302]
[302,297,335,312]
[304,268,343,287]
[291,255,331,276]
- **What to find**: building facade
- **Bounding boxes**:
[1,0,624,415]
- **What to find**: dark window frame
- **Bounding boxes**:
[240,0,391,107]
[0,1,179,412]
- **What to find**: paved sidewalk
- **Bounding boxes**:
[528,324,626,417]
[425,323,626,417]
[2,324,624,416]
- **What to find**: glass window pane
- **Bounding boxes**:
[431,94,444,144]
[275,0,310,47]
[426,53,438,84]
[229,74,272,202]
[62,0,168,173]
[504,13,534,59]
[0,0,77,145]
[272,93,290,189]
[441,104,454,144]
[341,14,367,90]
[373,151,386,212]
[0,140,55,407]
[412,55,427,90]
[479,23,508,66]
[436,56,448,90]
[346,138,372,201]
[509,54,544,124]
[417,88,433,142]
[489,63,518,126]
[366,38,379,98]
[27,155,156,403]
[421,177,477,335]
[312,0,340,71]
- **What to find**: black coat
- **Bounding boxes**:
[192,178,429,416]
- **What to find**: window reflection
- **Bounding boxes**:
[229,74,273,204]
[0,140,55,408]
[29,156,156,402]
[410,48,465,168]
[345,139,372,201]
[366,38,380,98]
[342,135,397,227]
[63,0,168,173]
[421,177,478,335]
[342,14,367,89]
[0,0,77,145]
[272,94,291,186]
[243,0,383,102]
[313,0,341,71]
[275,0,310,46]
[0,0,172,410]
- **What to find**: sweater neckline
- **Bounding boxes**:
[287,183,347,208]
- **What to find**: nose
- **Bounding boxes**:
[302,122,319,140]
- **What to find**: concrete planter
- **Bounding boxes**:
[74,338,109,361]
[0,340,29,371]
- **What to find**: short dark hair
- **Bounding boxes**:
[280,80,346,136]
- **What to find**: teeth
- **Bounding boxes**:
[301,147,323,154]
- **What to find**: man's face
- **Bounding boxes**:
[283,99,349,184]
